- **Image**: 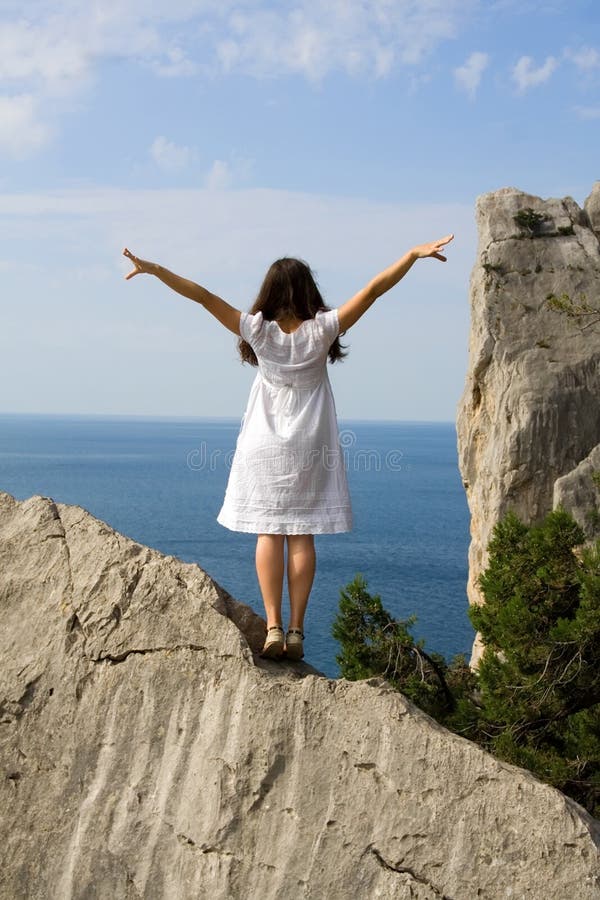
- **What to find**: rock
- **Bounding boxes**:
[457,185,600,667]
[554,442,600,539]
[585,182,600,236]
[1,490,599,899]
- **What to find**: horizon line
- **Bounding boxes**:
[0,410,456,425]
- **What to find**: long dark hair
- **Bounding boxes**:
[238,257,347,366]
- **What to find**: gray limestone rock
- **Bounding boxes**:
[456,185,600,666]
[1,490,600,899]
[553,441,600,539]
[585,182,600,236]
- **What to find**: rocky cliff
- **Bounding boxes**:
[554,442,600,538]
[457,183,600,667]
[1,490,600,899]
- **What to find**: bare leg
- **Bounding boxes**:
[286,534,316,631]
[255,534,285,628]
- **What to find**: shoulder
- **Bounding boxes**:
[314,308,340,342]
[240,310,265,344]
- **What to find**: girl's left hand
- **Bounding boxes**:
[123,247,156,279]
[413,233,454,262]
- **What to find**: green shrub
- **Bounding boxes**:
[333,508,600,817]
[513,207,546,236]
[470,507,600,816]
[546,291,600,332]
[332,574,476,725]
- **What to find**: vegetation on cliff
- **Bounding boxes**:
[333,507,600,818]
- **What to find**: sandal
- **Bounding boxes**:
[260,625,285,659]
[285,628,304,661]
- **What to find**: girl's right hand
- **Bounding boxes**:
[413,233,454,262]
[123,247,156,279]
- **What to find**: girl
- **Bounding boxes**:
[123,233,453,661]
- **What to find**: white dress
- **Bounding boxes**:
[217,307,353,535]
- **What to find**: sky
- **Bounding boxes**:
[0,0,598,422]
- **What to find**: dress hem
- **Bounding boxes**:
[217,513,352,535]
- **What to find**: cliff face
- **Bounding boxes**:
[554,442,600,537]
[1,490,600,900]
[457,183,600,667]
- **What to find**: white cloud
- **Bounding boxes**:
[0,20,89,92]
[150,46,198,78]
[205,160,232,191]
[564,46,600,72]
[574,106,600,120]
[212,2,475,80]
[150,136,194,171]
[148,140,251,185]
[0,1,476,83]
[454,51,489,98]
[0,94,54,158]
[511,55,558,92]
[0,1,479,158]
[205,154,253,190]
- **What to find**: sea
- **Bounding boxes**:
[0,413,475,677]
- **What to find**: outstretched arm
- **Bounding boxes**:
[336,234,454,333]
[122,248,241,336]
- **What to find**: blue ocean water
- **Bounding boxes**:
[0,413,474,677]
